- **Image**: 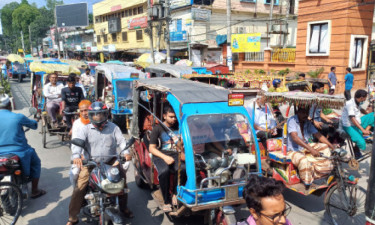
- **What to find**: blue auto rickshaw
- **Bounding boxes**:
[7,54,27,83]
[94,63,146,133]
[131,78,262,224]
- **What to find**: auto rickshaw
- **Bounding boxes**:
[130,78,262,224]
[145,64,194,78]
[7,54,27,82]
[260,91,366,225]
[29,60,81,147]
[94,63,146,133]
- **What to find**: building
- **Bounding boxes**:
[169,0,298,66]
[93,0,166,59]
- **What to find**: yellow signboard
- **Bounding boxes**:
[231,33,261,53]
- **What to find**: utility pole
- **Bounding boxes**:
[226,0,233,71]
[147,0,155,63]
[20,31,25,54]
[54,8,61,59]
[28,25,33,54]
[165,0,171,64]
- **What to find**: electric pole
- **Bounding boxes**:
[147,0,155,63]
[28,25,33,54]
[54,8,61,59]
[226,0,233,71]
[165,0,171,64]
[20,31,25,54]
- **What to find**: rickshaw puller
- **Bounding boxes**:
[67,102,133,225]
[149,106,184,212]
[287,105,335,186]
[43,73,64,128]
[61,74,85,129]
[341,89,374,158]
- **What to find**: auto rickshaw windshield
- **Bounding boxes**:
[116,80,133,100]
[187,114,252,155]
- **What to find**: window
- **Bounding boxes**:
[97,35,101,43]
[103,34,108,43]
[138,6,143,14]
[95,16,99,23]
[129,9,132,16]
[133,8,137,15]
[136,30,143,41]
[122,11,125,17]
[122,32,128,42]
[306,20,331,56]
[112,33,117,42]
[265,0,278,5]
[349,35,368,70]
[125,10,129,17]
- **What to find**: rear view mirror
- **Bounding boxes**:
[71,138,86,149]
[29,107,37,116]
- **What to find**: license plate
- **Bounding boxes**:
[226,186,238,200]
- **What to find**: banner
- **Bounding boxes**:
[128,16,148,30]
[231,33,261,53]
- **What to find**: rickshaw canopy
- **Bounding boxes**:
[29,61,81,75]
[135,52,166,68]
[7,54,25,63]
[145,64,194,78]
[95,63,146,83]
[60,59,87,69]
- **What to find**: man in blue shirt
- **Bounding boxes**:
[0,94,46,198]
[328,67,337,95]
[345,67,354,100]
[287,105,334,186]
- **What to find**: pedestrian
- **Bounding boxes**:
[344,67,354,100]
[299,73,305,80]
[328,67,337,95]
[240,175,292,225]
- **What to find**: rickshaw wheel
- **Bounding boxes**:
[42,123,47,148]
[324,184,366,225]
[133,157,146,188]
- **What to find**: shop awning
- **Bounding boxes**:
[216,35,227,46]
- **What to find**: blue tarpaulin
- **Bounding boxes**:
[216,35,227,46]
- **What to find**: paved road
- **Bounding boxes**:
[10,78,369,225]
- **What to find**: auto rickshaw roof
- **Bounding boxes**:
[7,54,25,63]
[29,61,81,75]
[95,63,146,82]
[145,64,194,78]
[136,78,229,104]
[60,59,87,69]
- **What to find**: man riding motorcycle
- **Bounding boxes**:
[66,102,133,225]
[0,93,46,198]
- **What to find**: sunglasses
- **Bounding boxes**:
[258,202,292,224]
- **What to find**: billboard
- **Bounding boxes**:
[56,3,88,27]
[128,16,148,30]
[231,33,261,53]
[171,0,193,9]
[108,17,121,33]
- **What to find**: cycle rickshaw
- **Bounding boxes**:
[6,54,27,83]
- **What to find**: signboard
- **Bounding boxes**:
[128,16,148,30]
[56,3,88,27]
[231,33,261,53]
[170,0,192,9]
[91,47,98,52]
[170,31,187,42]
[108,17,121,33]
[111,5,122,12]
[108,44,116,53]
[228,94,244,106]
[191,8,211,21]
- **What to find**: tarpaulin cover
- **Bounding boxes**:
[29,61,81,75]
[95,63,146,82]
[216,35,227,46]
[7,54,25,63]
[134,52,166,68]
[145,64,194,78]
[136,77,229,104]
[60,59,87,69]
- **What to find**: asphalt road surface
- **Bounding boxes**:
[9,78,369,225]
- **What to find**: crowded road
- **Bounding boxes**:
[11,78,369,225]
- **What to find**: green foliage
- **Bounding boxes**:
[245,69,251,74]
[307,67,324,78]
[0,79,12,97]
[278,68,290,76]
[259,69,266,75]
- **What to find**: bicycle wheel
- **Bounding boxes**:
[0,182,22,225]
[324,183,366,225]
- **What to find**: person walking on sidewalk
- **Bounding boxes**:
[328,67,337,95]
[345,67,354,100]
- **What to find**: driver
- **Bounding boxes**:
[0,94,46,199]
[43,73,64,128]
[67,102,133,225]
[287,105,335,186]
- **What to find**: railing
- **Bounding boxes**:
[271,48,296,62]
[244,52,264,62]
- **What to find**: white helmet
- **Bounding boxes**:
[0,94,10,108]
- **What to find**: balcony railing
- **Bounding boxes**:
[271,48,296,62]
[244,52,264,62]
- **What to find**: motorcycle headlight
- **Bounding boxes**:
[101,178,125,194]
[214,168,231,184]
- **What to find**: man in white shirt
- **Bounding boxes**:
[342,89,374,157]
[246,92,281,149]
[80,68,94,86]
[43,73,64,127]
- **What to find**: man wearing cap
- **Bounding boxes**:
[0,94,46,198]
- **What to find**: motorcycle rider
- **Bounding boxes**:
[66,102,133,225]
[0,94,46,198]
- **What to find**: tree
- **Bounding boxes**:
[46,0,64,11]
[30,7,55,49]
[0,2,20,36]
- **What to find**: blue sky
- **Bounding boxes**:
[0,0,101,12]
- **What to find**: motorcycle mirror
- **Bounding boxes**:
[71,138,86,149]
[29,107,37,116]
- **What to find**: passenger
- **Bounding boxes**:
[80,68,94,86]
[69,99,91,187]
[247,92,281,150]
[65,74,86,98]
[241,175,292,225]
[61,73,85,129]
[149,106,181,212]
[43,73,64,128]
[341,89,374,159]
[287,105,335,186]
[298,73,306,80]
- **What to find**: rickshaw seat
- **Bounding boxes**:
[268,151,292,164]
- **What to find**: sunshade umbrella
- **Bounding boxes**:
[175,59,193,67]
[7,54,25,63]
[135,52,166,68]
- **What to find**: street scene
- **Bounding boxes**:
[0,0,375,225]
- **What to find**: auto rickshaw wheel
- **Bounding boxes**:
[17,74,22,83]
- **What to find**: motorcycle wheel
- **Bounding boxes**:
[0,182,23,225]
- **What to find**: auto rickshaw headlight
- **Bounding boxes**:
[126,101,133,109]
[214,168,231,184]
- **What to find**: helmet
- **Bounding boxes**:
[88,102,109,129]
[0,93,10,108]
[272,79,281,88]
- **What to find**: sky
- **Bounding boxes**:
[0,0,101,12]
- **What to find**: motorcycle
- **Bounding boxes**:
[71,137,135,225]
